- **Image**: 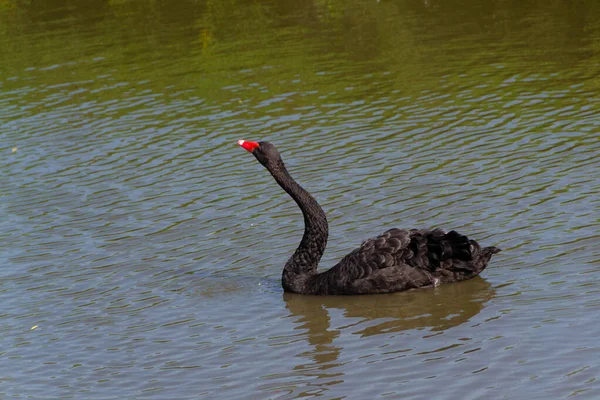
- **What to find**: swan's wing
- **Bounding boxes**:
[318,228,497,294]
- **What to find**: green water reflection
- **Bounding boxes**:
[2,0,600,101]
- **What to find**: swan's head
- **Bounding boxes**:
[238,140,282,168]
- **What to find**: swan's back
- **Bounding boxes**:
[307,228,500,295]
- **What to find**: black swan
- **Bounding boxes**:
[238,140,500,295]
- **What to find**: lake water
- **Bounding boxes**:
[1,0,600,398]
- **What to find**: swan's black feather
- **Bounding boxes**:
[309,228,500,295]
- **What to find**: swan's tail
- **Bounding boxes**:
[471,245,501,273]
[426,230,501,277]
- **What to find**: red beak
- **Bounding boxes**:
[238,140,260,152]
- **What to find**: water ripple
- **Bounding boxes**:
[2,1,600,399]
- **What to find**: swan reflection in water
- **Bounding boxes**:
[283,277,495,366]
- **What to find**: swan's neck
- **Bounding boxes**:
[269,162,328,292]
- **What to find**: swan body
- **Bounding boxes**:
[238,140,500,295]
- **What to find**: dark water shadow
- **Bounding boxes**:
[283,277,495,365]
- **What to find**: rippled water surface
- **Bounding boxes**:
[2,0,600,398]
